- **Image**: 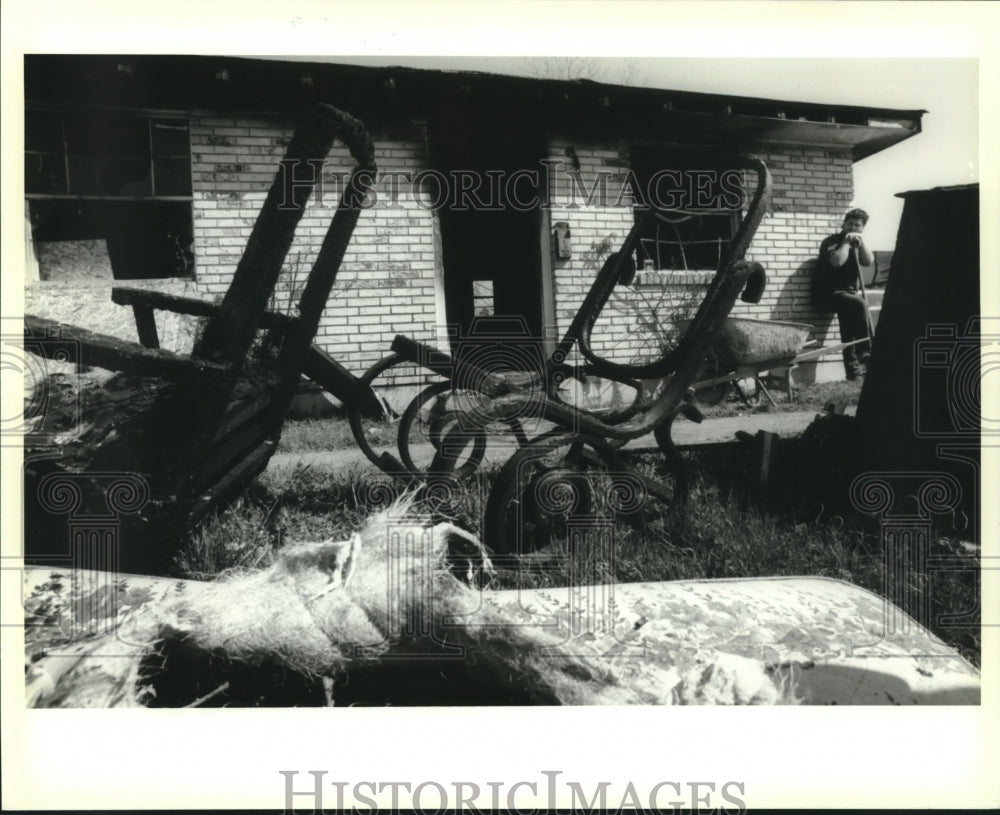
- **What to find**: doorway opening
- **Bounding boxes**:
[428,110,547,370]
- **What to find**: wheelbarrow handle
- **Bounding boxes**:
[791,337,869,364]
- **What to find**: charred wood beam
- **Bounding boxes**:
[24,315,227,381]
[194,103,375,369]
[112,287,298,332]
[302,344,385,419]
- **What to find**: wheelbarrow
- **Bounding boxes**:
[685,317,870,406]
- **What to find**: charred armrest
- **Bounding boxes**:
[736,261,767,304]
[389,334,512,398]
[112,287,223,319]
[303,344,385,418]
[24,315,228,381]
[112,288,298,329]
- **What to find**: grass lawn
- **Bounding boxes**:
[176,373,980,668]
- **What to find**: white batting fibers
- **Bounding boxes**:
[179,495,484,675]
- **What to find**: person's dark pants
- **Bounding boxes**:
[827,289,872,379]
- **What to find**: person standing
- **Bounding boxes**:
[813,208,874,380]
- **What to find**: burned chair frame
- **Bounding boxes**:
[348,155,772,555]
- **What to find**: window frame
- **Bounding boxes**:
[628,149,744,275]
[25,106,194,202]
[25,106,196,282]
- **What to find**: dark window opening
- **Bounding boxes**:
[26,110,192,198]
[26,110,194,281]
[29,199,194,281]
[629,152,742,272]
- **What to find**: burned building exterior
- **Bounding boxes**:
[23,55,922,391]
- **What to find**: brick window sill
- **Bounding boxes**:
[632,270,715,286]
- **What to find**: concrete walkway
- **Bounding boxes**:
[268,409,844,472]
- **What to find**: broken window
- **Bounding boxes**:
[26,110,194,281]
[629,151,742,272]
[472,279,495,316]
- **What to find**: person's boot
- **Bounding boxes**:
[843,347,862,381]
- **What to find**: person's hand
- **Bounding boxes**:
[846,232,863,246]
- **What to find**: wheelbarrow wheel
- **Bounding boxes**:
[690,351,730,407]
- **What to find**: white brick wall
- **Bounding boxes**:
[546,134,636,366]
[190,114,439,388]
[734,147,855,378]
[544,139,855,377]
[188,113,856,388]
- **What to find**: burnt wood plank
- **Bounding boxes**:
[131,305,160,348]
[112,288,298,332]
[213,389,277,443]
[302,343,384,418]
[194,104,373,366]
[24,315,228,381]
[187,440,277,528]
[193,419,280,496]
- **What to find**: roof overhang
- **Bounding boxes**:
[24,55,923,162]
[647,110,921,161]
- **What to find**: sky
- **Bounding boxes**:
[297,56,979,250]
